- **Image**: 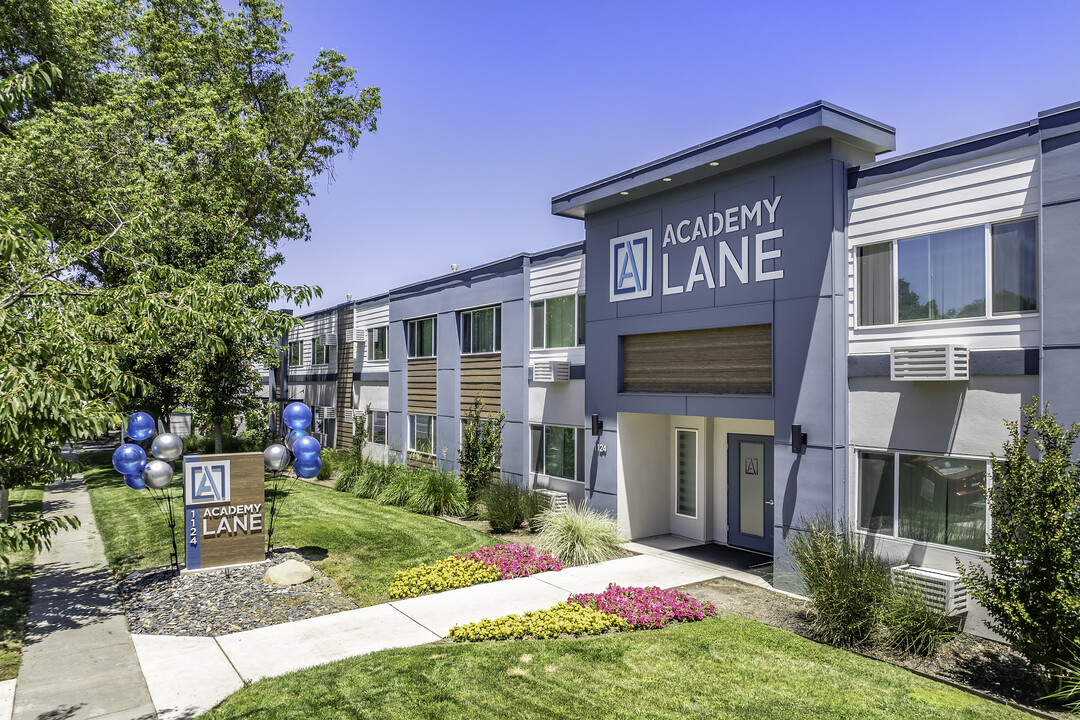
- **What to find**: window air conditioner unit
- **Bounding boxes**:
[344,329,356,344]
[890,345,969,381]
[342,408,354,423]
[890,565,968,616]
[320,406,336,420]
[535,488,569,511]
[325,335,338,347]
[533,361,571,383]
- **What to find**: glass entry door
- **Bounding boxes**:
[727,434,774,554]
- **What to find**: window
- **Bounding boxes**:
[858,450,987,551]
[856,218,1037,326]
[531,294,585,349]
[313,337,335,365]
[288,340,304,366]
[530,424,585,481]
[461,306,501,354]
[407,317,436,358]
[408,414,435,454]
[675,429,697,517]
[368,326,388,361]
[368,410,387,445]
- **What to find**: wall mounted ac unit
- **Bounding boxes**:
[533,361,571,383]
[535,488,569,511]
[342,408,355,423]
[320,406,336,420]
[890,345,969,381]
[344,329,356,344]
[325,335,338,347]
[890,565,968,616]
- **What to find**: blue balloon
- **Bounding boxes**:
[293,457,322,479]
[112,443,148,476]
[282,402,312,431]
[127,412,156,441]
[124,473,146,490]
[292,435,321,462]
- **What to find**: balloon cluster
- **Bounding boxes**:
[112,412,182,490]
[264,402,322,479]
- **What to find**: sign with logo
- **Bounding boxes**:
[609,230,653,302]
[183,452,265,571]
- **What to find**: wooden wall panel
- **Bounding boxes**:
[460,355,501,416]
[336,307,355,449]
[407,358,437,414]
[622,324,772,395]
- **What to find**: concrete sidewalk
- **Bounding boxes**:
[13,474,157,720]
[133,549,755,719]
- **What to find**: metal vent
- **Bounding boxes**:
[320,406,336,420]
[891,565,968,616]
[535,488,569,511]
[890,345,969,381]
[532,361,571,383]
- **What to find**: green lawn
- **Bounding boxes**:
[0,485,44,680]
[201,615,1028,720]
[79,451,494,606]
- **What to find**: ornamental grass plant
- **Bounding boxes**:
[535,502,623,567]
[482,480,527,533]
[410,466,467,516]
[883,582,958,656]
[378,470,414,508]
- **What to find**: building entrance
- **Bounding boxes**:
[727,434,773,554]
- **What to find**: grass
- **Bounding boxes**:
[200,615,1029,720]
[0,485,44,680]
[79,451,495,607]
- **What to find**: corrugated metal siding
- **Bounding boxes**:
[529,256,585,301]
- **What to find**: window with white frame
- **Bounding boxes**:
[858,450,987,551]
[461,305,501,354]
[408,413,436,454]
[530,424,585,481]
[407,317,436,358]
[288,340,303,366]
[368,326,388,361]
[368,410,387,445]
[531,294,585,349]
[313,337,335,365]
[856,218,1038,327]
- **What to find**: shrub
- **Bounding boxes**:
[786,517,892,646]
[535,502,622,567]
[958,399,1080,686]
[483,481,527,533]
[334,440,367,494]
[460,543,563,578]
[521,489,547,533]
[389,556,499,599]
[459,392,506,508]
[378,468,414,507]
[449,602,625,642]
[317,448,338,481]
[883,582,958,656]
[569,583,716,630]
[356,461,399,499]
[411,466,468,516]
[237,428,271,452]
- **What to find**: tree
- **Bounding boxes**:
[458,392,506,509]
[0,0,381,451]
[958,399,1080,688]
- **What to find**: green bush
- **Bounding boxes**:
[535,502,622,567]
[334,440,367,493]
[883,582,958,656]
[786,517,892,646]
[316,448,340,482]
[378,468,414,507]
[236,428,271,452]
[459,392,506,509]
[958,400,1080,687]
[483,481,526,533]
[355,461,399,499]
[411,467,467,516]
[521,489,547,533]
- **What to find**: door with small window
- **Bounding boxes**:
[727,434,773,554]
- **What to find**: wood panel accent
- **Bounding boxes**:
[407,358,437,414]
[460,354,501,416]
[335,307,355,449]
[622,324,772,395]
[406,453,436,470]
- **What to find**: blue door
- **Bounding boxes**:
[727,435,774,555]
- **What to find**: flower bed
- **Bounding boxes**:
[389,544,563,599]
[449,583,716,642]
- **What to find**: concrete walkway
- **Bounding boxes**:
[13,474,156,720]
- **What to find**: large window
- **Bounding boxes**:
[368,410,387,445]
[368,326,388,361]
[288,340,303,366]
[408,413,435,454]
[858,450,987,551]
[407,317,436,358]
[530,424,585,482]
[461,306,501,354]
[531,294,585,349]
[856,219,1037,326]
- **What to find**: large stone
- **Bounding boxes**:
[264,559,313,586]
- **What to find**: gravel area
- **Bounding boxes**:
[118,550,357,637]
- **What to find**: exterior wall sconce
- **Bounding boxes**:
[792,424,807,454]
[591,414,604,436]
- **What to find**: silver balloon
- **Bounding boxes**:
[264,444,290,472]
[284,429,306,452]
[142,460,175,489]
[151,432,183,461]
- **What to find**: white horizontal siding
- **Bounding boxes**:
[354,303,390,333]
[288,313,336,342]
[530,256,585,301]
[850,316,1040,354]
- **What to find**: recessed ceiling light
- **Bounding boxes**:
[662,177,672,182]
[620,191,629,195]
[709,162,719,167]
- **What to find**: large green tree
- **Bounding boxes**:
[0,0,380,450]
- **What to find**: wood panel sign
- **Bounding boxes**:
[183,452,265,571]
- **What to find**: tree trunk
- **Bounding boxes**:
[0,484,8,522]
[213,422,223,453]
[162,413,171,434]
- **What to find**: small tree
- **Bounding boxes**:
[958,399,1080,687]
[458,392,506,509]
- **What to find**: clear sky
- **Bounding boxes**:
[267,0,1080,312]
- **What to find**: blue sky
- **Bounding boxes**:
[267,0,1080,312]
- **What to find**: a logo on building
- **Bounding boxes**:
[744,458,759,476]
[609,230,653,302]
[185,460,231,505]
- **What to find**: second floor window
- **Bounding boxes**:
[531,294,585,349]
[461,306,501,354]
[407,317,436,358]
[313,337,335,365]
[368,326,388,361]
[288,340,303,366]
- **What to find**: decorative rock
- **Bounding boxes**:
[264,559,314,586]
